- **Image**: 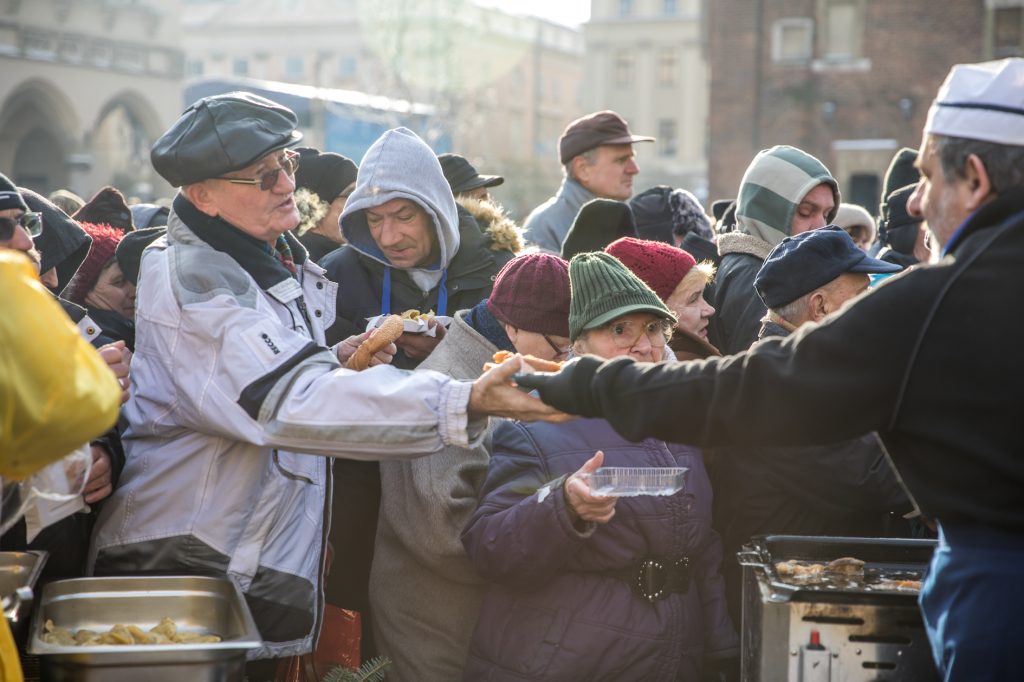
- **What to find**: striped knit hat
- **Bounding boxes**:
[568,252,674,342]
[736,145,840,247]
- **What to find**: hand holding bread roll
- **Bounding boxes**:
[346,315,405,371]
[484,350,564,373]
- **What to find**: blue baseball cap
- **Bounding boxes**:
[754,225,903,308]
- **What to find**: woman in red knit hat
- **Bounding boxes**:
[64,222,136,351]
[605,236,719,360]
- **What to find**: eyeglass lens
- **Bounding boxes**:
[0,213,42,240]
[607,320,668,349]
[257,152,300,191]
[543,335,570,356]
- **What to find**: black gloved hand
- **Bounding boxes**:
[511,355,604,418]
[701,656,740,682]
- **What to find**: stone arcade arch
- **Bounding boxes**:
[91,90,167,200]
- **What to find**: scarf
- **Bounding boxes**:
[462,299,515,353]
[263,235,298,278]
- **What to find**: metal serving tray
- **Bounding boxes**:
[0,550,48,638]
[29,576,262,682]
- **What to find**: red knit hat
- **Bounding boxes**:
[605,237,695,301]
[486,254,571,337]
[64,223,125,304]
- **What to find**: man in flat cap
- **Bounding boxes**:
[522,111,653,254]
[438,152,504,202]
[86,92,555,668]
[514,58,1024,681]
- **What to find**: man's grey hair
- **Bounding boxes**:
[935,134,1024,194]
[564,147,600,181]
[770,277,845,325]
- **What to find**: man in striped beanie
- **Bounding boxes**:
[707,145,838,355]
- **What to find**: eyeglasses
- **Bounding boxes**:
[596,318,672,349]
[211,149,300,191]
[542,335,572,359]
[0,212,42,241]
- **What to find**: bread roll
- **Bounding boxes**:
[346,315,405,371]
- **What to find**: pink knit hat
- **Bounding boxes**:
[605,237,696,301]
[486,254,571,337]
[64,223,125,304]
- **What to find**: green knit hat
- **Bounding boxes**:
[568,252,675,342]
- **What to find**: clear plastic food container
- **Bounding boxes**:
[585,467,687,498]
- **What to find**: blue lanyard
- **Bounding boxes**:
[381,267,448,317]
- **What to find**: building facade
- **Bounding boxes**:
[707,0,990,213]
[582,0,710,201]
[0,0,183,201]
[182,0,585,219]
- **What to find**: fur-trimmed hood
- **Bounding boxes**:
[717,231,774,260]
[457,196,523,254]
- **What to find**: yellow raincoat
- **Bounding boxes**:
[0,251,120,480]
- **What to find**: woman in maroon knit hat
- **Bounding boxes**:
[605,236,719,360]
[64,222,136,350]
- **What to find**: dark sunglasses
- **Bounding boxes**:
[0,212,42,241]
[212,149,300,191]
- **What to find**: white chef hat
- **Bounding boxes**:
[925,58,1024,147]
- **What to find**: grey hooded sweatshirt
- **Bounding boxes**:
[340,127,460,292]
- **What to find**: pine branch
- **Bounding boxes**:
[322,656,392,682]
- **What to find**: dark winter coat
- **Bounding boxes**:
[704,232,772,356]
[321,203,518,368]
[541,188,1024,534]
[296,231,341,265]
[461,417,739,682]
[86,305,135,352]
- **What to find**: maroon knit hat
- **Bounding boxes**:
[64,223,125,304]
[486,254,571,337]
[605,237,695,301]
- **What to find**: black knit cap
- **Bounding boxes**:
[879,185,923,253]
[0,172,28,213]
[151,92,302,187]
[116,226,167,286]
[294,147,359,203]
[629,186,674,244]
[711,199,734,222]
[879,148,920,222]
[560,199,638,261]
[73,186,135,233]
[22,188,92,294]
[438,153,503,194]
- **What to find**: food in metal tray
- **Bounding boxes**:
[824,557,866,574]
[400,309,435,323]
[775,560,824,577]
[876,579,923,591]
[42,617,221,647]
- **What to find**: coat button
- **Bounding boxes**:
[491,275,497,281]
[316,281,324,290]
[452,284,459,291]
[315,310,322,317]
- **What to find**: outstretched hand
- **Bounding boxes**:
[468,353,575,423]
[563,451,617,524]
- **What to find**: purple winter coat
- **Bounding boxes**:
[460,417,739,682]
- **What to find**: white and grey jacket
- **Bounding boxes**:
[88,206,482,660]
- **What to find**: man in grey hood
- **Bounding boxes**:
[318,127,514,658]
[322,127,514,370]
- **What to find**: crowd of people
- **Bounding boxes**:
[1,55,1022,682]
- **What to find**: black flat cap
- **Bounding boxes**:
[755,226,901,308]
[116,226,167,286]
[711,199,734,222]
[295,147,359,203]
[560,199,638,261]
[151,92,302,187]
[438,153,503,195]
[73,186,134,233]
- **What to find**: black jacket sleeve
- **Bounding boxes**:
[710,254,767,356]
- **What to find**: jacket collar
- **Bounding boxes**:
[760,312,796,339]
[717,231,774,260]
[557,177,597,213]
[946,187,1024,257]
[172,194,308,299]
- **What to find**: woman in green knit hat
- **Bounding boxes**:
[461,250,739,682]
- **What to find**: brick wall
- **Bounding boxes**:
[707,0,986,205]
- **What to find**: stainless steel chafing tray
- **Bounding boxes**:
[0,550,48,638]
[29,576,261,682]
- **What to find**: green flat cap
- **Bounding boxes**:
[568,251,674,342]
[151,92,302,187]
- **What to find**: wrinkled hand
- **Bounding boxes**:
[84,445,113,503]
[564,451,617,524]
[336,330,397,367]
[512,356,602,418]
[468,354,575,423]
[394,318,447,361]
[97,341,131,405]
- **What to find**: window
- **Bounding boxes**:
[619,0,633,16]
[285,55,304,79]
[615,50,634,88]
[994,8,1023,57]
[185,59,203,78]
[772,18,814,62]
[849,173,880,217]
[823,1,859,60]
[658,119,678,157]
[338,55,357,78]
[233,58,248,77]
[658,48,678,86]
[663,0,677,14]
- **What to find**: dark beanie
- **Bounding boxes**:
[629,186,674,243]
[0,172,28,213]
[879,148,920,221]
[486,254,571,337]
[21,188,92,294]
[879,185,922,254]
[294,147,359,203]
[116,226,167,286]
[560,199,638,261]
[73,186,135,233]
